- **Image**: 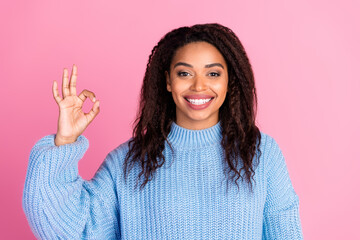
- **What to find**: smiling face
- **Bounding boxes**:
[165,41,228,130]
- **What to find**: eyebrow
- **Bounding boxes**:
[173,62,224,69]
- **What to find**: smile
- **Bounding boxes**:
[184,96,215,110]
[185,98,213,105]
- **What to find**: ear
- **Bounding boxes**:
[165,71,171,92]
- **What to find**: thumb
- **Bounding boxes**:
[85,100,100,123]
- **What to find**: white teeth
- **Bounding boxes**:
[186,98,212,105]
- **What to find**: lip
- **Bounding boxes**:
[184,95,215,110]
[183,94,215,99]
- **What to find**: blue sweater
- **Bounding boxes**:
[23,121,303,239]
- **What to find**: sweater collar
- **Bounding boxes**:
[167,121,223,149]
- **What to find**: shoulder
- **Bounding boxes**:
[258,131,285,165]
[94,137,135,181]
[259,130,283,153]
[107,137,134,161]
[258,131,290,177]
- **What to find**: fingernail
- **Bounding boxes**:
[93,97,96,102]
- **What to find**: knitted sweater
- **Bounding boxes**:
[22,121,303,239]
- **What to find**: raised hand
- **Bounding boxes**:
[52,64,100,146]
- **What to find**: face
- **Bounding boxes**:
[165,41,228,130]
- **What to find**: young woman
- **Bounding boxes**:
[23,23,303,239]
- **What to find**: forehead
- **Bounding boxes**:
[171,41,227,67]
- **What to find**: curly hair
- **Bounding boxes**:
[123,23,262,194]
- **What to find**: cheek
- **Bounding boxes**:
[214,81,228,97]
[171,89,183,104]
[171,80,190,94]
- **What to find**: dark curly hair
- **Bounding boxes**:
[123,23,262,194]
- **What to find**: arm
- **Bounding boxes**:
[262,136,304,240]
[22,134,120,239]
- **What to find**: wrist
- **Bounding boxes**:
[54,135,77,146]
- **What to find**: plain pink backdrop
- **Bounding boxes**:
[1,0,359,239]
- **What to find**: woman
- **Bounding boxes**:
[23,23,303,239]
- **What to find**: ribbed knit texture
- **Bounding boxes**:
[23,121,303,239]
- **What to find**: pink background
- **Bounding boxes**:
[1,0,359,239]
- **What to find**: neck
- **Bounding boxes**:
[174,113,219,130]
[167,120,222,149]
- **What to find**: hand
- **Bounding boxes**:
[52,64,100,146]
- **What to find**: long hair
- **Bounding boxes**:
[123,23,262,193]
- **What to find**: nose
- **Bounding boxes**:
[191,75,208,91]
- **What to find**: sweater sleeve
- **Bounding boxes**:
[22,134,121,239]
[262,136,304,240]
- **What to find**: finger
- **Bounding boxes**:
[85,100,100,123]
[52,80,62,104]
[70,64,77,96]
[78,89,96,103]
[62,68,70,98]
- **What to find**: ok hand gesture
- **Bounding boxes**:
[52,64,100,146]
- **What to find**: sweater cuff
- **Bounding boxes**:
[30,134,89,168]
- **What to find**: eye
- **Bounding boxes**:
[177,71,190,77]
[209,72,220,77]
